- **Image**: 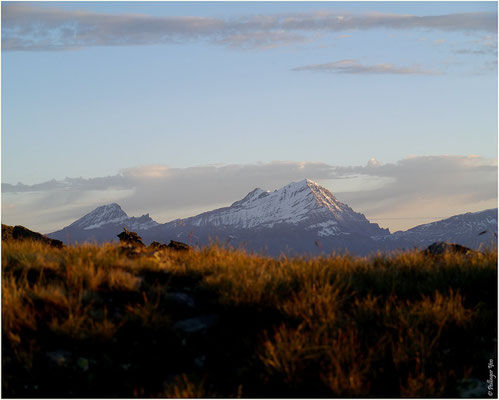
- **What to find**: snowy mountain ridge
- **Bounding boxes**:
[48,179,497,254]
[381,208,498,249]
[180,179,386,236]
[69,203,158,231]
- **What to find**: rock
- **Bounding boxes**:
[457,378,488,397]
[46,350,72,367]
[4,225,64,248]
[148,241,168,251]
[166,292,196,309]
[117,227,145,247]
[173,314,218,334]
[168,240,190,251]
[424,241,475,256]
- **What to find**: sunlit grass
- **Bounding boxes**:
[2,239,496,397]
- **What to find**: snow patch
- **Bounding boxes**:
[307,220,340,236]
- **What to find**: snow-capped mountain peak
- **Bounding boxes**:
[67,203,158,231]
[185,179,388,236]
[70,203,128,230]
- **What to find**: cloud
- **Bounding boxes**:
[2,156,497,233]
[455,35,498,57]
[292,59,440,75]
[335,155,498,225]
[278,11,497,33]
[2,4,497,51]
[456,48,494,55]
[215,30,313,50]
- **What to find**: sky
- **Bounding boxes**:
[1,1,498,233]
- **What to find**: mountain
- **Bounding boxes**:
[140,179,389,255]
[47,180,498,255]
[171,179,387,236]
[376,208,498,250]
[49,203,158,244]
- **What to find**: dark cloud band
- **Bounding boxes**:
[292,59,440,75]
[2,4,497,51]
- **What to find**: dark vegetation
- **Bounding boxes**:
[2,226,497,397]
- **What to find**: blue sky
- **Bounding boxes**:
[1,1,497,232]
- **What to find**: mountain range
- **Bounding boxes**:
[48,179,498,256]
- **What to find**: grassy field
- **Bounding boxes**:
[2,239,497,397]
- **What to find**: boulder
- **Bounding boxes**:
[148,241,168,251]
[173,314,218,334]
[424,241,474,256]
[117,227,145,247]
[168,240,190,251]
[165,292,196,309]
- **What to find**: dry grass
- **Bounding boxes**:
[2,239,496,397]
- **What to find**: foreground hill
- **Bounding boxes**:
[48,179,497,255]
[2,239,497,397]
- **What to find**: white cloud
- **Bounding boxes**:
[2,156,497,233]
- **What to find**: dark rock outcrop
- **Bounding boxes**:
[117,228,189,256]
[2,224,64,248]
[117,227,145,247]
[168,240,190,251]
[148,241,168,251]
[424,241,474,256]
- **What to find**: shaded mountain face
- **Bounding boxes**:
[376,208,498,250]
[49,203,158,244]
[47,180,498,256]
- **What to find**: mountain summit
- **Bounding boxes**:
[50,203,158,243]
[69,203,128,230]
[180,179,388,237]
